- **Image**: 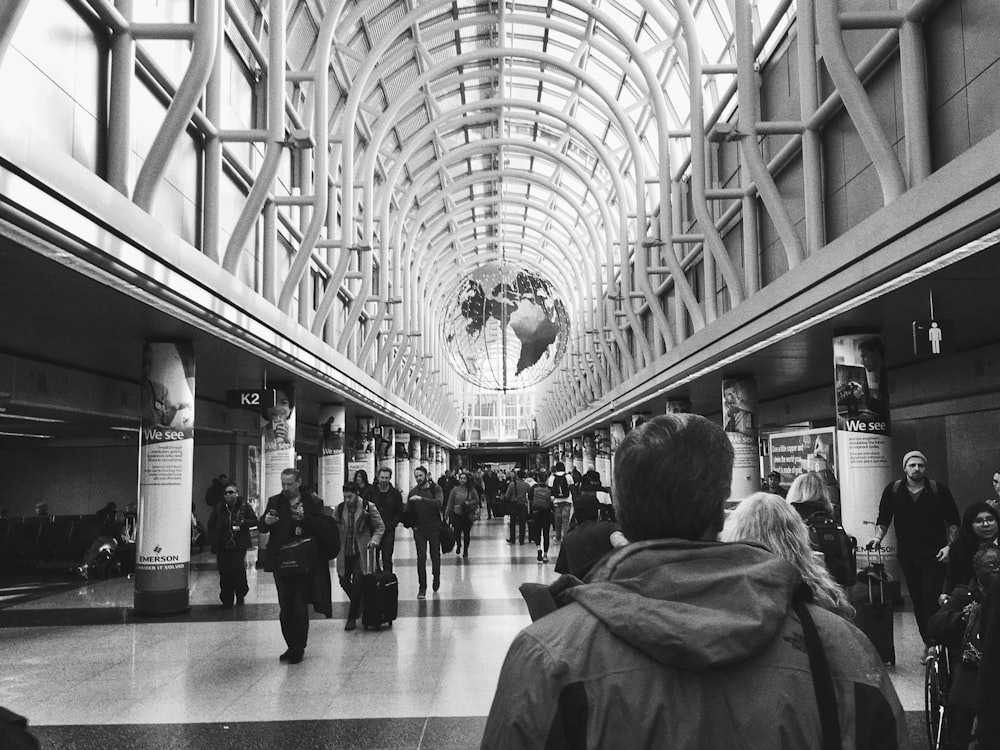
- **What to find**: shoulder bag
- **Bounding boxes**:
[277,537,317,575]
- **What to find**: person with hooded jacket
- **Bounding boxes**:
[481,414,906,750]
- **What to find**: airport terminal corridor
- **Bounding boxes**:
[4,517,930,749]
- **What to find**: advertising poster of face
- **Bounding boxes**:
[377,426,395,471]
[319,404,346,508]
[571,436,583,473]
[136,341,195,614]
[609,423,626,486]
[721,377,760,503]
[595,428,611,486]
[768,428,836,479]
[396,432,412,495]
[261,383,296,501]
[833,334,895,551]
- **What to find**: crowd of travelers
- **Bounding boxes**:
[11,425,1000,749]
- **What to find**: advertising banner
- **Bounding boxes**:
[609,423,626,487]
[722,377,760,503]
[261,383,296,501]
[135,341,195,615]
[319,404,346,507]
[582,434,596,473]
[396,432,412,495]
[347,417,376,486]
[666,397,691,414]
[376,426,395,472]
[571,436,583,474]
[833,333,895,551]
[595,428,611,486]
[768,428,836,486]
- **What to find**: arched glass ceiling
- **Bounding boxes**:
[282,0,794,401]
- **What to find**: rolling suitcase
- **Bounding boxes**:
[855,549,895,665]
[361,547,398,630]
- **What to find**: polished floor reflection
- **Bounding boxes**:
[2,518,929,748]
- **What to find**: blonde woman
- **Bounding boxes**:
[786,471,833,521]
[722,492,854,620]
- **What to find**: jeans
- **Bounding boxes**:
[508,505,527,544]
[339,554,363,620]
[378,528,397,573]
[899,554,946,644]
[413,528,441,589]
[553,503,572,541]
[274,571,311,652]
[451,513,472,554]
[531,509,552,553]
[216,547,248,605]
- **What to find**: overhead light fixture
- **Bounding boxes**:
[0,413,66,423]
[111,426,141,433]
[0,431,53,438]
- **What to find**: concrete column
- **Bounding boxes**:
[395,432,412,495]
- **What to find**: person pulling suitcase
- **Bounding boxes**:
[335,482,385,632]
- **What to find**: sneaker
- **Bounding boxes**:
[537,549,543,562]
[542,554,549,563]
[417,588,427,600]
[432,577,440,592]
[344,619,357,632]
[455,546,462,555]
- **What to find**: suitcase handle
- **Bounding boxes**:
[864,547,886,604]
[367,545,382,574]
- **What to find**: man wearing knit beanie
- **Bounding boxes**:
[867,450,960,663]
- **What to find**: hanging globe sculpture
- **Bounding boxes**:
[442,262,570,391]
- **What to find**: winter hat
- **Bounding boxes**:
[902,450,927,468]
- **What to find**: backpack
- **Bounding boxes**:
[551,474,570,500]
[806,512,857,587]
[531,485,552,511]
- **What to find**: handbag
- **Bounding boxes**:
[276,537,317,575]
[439,524,456,554]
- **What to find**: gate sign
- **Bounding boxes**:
[226,389,277,410]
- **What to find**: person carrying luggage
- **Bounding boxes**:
[335,481,385,632]
[504,469,531,545]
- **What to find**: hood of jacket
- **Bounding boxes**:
[561,539,801,670]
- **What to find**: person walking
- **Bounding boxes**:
[353,469,376,503]
[207,482,257,608]
[504,469,531,545]
[445,470,479,558]
[406,465,444,599]
[370,467,404,573]
[260,468,337,665]
[334,481,384,632]
[547,461,574,542]
[866,450,960,663]
[527,469,553,562]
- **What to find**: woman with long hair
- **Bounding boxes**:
[353,469,376,503]
[721,492,854,620]
[945,500,1000,594]
[786,472,833,522]
[444,469,479,558]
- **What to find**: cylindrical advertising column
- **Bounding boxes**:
[834,333,894,552]
[594,428,611,486]
[319,404,346,508]
[135,341,195,615]
[609,423,626,487]
[630,413,646,431]
[377,426,395,472]
[261,382,296,500]
[582,434,596,474]
[396,433,412,495]
[358,417,377,482]
[722,376,760,502]
[571,437,583,474]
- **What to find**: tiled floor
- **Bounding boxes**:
[2,518,929,748]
